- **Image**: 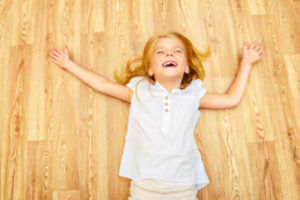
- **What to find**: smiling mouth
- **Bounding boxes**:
[162,61,177,68]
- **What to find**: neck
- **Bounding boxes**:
[155,77,183,93]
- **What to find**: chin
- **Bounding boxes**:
[161,73,184,79]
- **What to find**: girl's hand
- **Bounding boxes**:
[242,41,264,65]
[49,46,71,70]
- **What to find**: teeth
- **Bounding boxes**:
[164,62,176,67]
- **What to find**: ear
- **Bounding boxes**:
[185,65,189,74]
[148,65,154,76]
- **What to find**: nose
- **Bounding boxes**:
[166,51,173,56]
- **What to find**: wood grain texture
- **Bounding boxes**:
[0,0,299,199]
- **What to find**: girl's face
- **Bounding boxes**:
[148,37,189,80]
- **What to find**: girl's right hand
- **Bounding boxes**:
[49,46,71,70]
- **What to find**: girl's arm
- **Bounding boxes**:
[49,47,132,103]
[199,42,264,110]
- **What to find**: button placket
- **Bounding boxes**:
[162,95,170,133]
[164,96,169,112]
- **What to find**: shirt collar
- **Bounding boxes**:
[154,80,184,95]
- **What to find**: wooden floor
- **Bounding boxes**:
[1,0,299,199]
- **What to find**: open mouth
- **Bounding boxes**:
[162,61,177,68]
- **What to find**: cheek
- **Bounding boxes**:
[150,56,161,66]
[180,56,188,65]
[149,57,155,67]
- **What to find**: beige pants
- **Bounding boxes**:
[128,179,198,200]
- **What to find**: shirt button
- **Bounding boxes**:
[165,102,168,106]
[165,109,169,112]
[165,96,168,100]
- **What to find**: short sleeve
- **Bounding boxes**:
[126,76,144,92]
[197,79,207,99]
[189,79,207,100]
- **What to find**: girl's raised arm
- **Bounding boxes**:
[199,41,264,110]
[48,46,133,103]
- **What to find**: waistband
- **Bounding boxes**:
[131,179,197,193]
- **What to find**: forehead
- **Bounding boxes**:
[155,37,185,49]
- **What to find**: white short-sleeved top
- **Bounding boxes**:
[119,76,210,191]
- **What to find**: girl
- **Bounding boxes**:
[49,32,264,200]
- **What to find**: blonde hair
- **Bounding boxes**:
[113,31,211,89]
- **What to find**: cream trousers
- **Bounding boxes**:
[128,179,198,200]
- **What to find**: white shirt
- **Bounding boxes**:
[119,76,210,191]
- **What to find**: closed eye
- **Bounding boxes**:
[173,48,183,53]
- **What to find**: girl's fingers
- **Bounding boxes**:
[50,53,61,61]
[49,48,65,65]
[50,55,62,65]
[256,46,264,54]
[250,43,263,54]
[255,44,262,51]
[250,42,256,49]
[51,48,63,55]
[50,57,58,64]
[49,52,57,58]
[257,47,263,54]
[51,48,62,54]
[53,47,62,53]
[251,42,259,49]
[253,44,259,51]
[50,51,61,57]
[50,51,64,60]
[49,52,58,56]
[49,54,59,62]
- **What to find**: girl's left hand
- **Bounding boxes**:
[242,41,264,64]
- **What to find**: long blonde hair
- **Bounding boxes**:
[113,32,211,89]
